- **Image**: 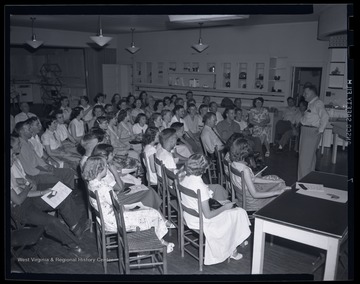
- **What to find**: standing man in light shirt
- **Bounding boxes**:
[298,85,329,180]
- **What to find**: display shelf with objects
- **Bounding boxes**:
[328,48,347,89]
[254,62,265,90]
[238,62,248,89]
[223,62,231,88]
[268,57,288,94]
[146,62,152,84]
[168,71,216,89]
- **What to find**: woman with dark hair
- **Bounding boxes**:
[130,98,145,124]
[148,112,164,131]
[68,106,85,143]
[94,92,106,107]
[163,96,172,111]
[79,96,93,127]
[142,127,160,185]
[153,100,164,113]
[179,153,251,265]
[126,94,136,109]
[111,93,121,110]
[229,138,290,212]
[248,97,271,157]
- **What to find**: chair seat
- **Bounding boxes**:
[127,229,164,252]
[11,227,44,248]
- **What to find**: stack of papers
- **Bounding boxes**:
[41,181,72,208]
[296,183,347,203]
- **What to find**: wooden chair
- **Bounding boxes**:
[199,136,217,184]
[163,166,180,239]
[174,179,205,271]
[223,157,235,202]
[140,152,157,187]
[229,164,254,219]
[110,191,167,274]
[154,157,167,217]
[214,145,225,188]
[87,188,119,274]
[10,214,45,273]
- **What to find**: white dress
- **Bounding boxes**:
[180,175,251,265]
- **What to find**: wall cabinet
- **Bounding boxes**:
[133,56,288,107]
[328,48,346,89]
[268,57,288,94]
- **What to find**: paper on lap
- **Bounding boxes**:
[41,181,72,208]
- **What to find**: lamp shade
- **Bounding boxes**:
[90,16,112,47]
[125,28,140,54]
[26,17,43,49]
[90,34,113,47]
[191,23,209,53]
[191,40,209,53]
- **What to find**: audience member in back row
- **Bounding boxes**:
[229,138,291,212]
[68,106,85,144]
[88,105,105,130]
[201,112,225,155]
[15,120,76,190]
[10,138,91,256]
[14,102,38,124]
[178,153,251,265]
[215,107,241,143]
[142,127,160,186]
[59,96,72,123]
[209,101,223,125]
[41,115,81,170]
[53,110,79,155]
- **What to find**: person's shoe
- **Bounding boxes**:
[67,244,91,258]
[240,240,249,248]
[265,151,270,157]
[230,250,243,260]
[72,219,92,239]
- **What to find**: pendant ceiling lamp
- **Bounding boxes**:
[26,17,44,49]
[125,28,141,54]
[191,23,209,53]
[90,15,113,47]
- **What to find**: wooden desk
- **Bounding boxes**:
[251,171,348,280]
[331,122,347,164]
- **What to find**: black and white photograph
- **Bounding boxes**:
[4,3,354,281]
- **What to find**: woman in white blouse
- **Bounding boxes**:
[142,127,160,186]
[179,154,251,265]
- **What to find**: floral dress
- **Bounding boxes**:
[88,175,167,239]
[249,107,271,143]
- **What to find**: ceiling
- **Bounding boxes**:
[8,4,336,34]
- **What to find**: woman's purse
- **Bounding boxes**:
[208,198,223,210]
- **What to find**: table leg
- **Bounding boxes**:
[251,218,266,274]
[323,237,340,280]
[331,133,338,164]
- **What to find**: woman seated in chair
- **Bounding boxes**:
[179,154,251,265]
[248,97,271,157]
[229,138,291,212]
[142,127,160,186]
[10,138,91,256]
[82,155,175,253]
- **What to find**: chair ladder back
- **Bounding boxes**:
[154,157,167,216]
[223,158,235,202]
[110,190,129,259]
[230,164,247,211]
[214,146,224,187]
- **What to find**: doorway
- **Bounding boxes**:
[291,67,322,105]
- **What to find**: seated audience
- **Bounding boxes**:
[229,138,290,211]
[13,124,76,190]
[53,110,79,155]
[14,102,38,124]
[161,109,173,129]
[184,103,202,139]
[155,128,178,175]
[41,116,81,170]
[198,104,209,131]
[132,113,148,145]
[59,96,72,123]
[130,98,145,124]
[171,122,193,161]
[148,112,164,131]
[179,153,251,265]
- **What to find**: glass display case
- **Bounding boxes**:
[238,62,248,89]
